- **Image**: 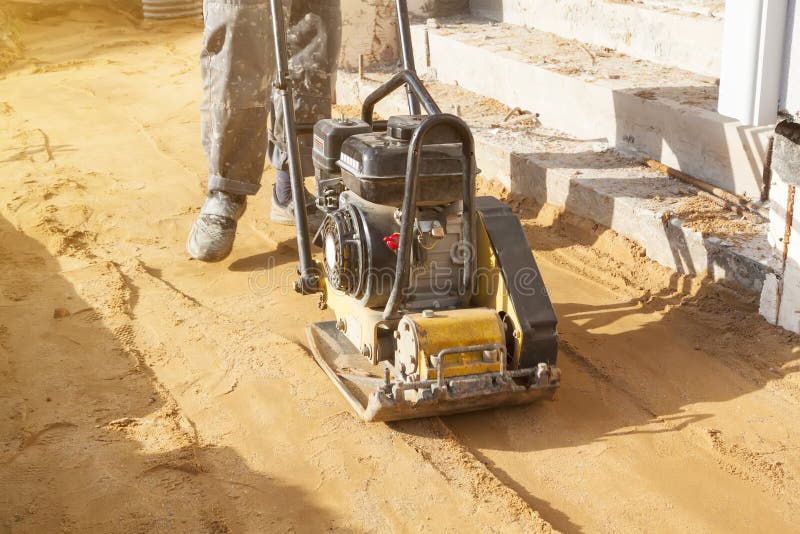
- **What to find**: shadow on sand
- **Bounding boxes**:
[0,214,341,532]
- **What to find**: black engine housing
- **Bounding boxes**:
[313,115,469,309]
[312,115,466,208]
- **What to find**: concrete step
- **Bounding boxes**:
[468,0,724,77]
[335,71,779,294]
[408,17,771,200]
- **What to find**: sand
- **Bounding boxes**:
[1,4,799,533]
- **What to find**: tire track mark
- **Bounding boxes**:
[392,417,556,533]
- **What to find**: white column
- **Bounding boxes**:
[718,0,789,126]
[718,1,763,123]
[755,0,790,124]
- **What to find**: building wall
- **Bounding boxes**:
[781,0,800,115]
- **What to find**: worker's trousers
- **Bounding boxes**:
[200,0,339,196]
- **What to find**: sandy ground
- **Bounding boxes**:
[1,5,799,533]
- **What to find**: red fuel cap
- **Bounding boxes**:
[383,233,400,251]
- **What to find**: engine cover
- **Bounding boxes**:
[338,115,466,207]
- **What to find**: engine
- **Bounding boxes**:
[312,115,469,312]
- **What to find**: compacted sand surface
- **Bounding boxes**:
[1,5,799,533]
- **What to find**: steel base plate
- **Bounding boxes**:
[307,321,558,422]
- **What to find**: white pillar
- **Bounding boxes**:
[718,1,763,123]
[718,0,789,126]
[755,0,790,124]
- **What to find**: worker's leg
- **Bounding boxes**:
[188,0,275,262]
[269,0,340,226]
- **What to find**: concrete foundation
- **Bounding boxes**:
[410,19,772,199]
[761,120,800,333]
[337,71,778,293]
[469,0,724,76]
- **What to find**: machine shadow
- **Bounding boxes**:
[388,189,791,534]
[425,277,796,533]
[438,135,794,451]
[438,279,800,447]
[229,237,299,273]
[0,215,339,532]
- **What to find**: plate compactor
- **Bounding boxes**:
[270,0,561,422]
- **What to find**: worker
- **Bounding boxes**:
[187,1,339,262]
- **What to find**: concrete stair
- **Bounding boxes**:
[468,0,724,77]
[408,17,771,200]
[335,71,778,294]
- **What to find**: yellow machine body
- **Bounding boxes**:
[472,215,524,368]
[323,214,517,369]
[307,197,560,422]
[395,308,505,381]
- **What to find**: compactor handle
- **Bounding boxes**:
[360,0,429,122]
[269,0,320,294]
[395,0,421,114]
[361,70,441,126]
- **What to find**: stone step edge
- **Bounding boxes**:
[468,0,723,76]
[408,20,770,202]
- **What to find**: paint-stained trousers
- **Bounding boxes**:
[200,0,340,196]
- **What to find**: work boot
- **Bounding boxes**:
[270,186,325,232]
[186,191,247,262]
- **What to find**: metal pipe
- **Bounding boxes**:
[435,344,506,388]
[270,0,318,293]
[395,0,421,115]
[394,367,541,392]
[395,344,526,392]
[776,184,796,321]
[645,159,764,219]
[383,114,476,320]
[361,70,441,126]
